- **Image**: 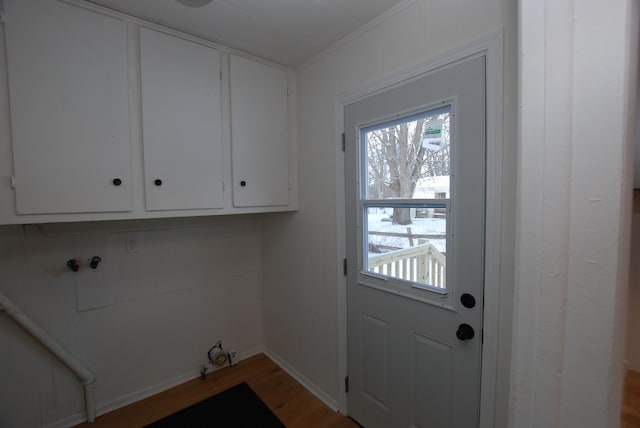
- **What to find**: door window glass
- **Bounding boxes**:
[364,108,451,200]
[361,106,451,290]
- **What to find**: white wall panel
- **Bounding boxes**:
[513,0,637,427]
[261,0,516,424]
[0,217,263,427]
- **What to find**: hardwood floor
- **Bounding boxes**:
[624,369,640,427]
[74,353,359,428]
[70,364,640,427]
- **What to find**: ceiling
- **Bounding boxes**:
[86,0,407,67]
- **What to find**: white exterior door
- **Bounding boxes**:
[345,56,486,428]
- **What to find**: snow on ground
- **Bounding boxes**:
[367,211,446,254]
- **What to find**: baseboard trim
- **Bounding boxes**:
[43,414,85,428]
[85,346,264,424]
[44,346,324,427]
[262,346,340,412]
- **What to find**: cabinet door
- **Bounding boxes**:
[4,0,132,214]
[140,28,224,211]
[230,55,289,207]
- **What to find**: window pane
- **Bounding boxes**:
[365,205,447,289]
[364,107,451,200]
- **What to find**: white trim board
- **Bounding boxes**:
[42,346,263,427]
[99,346,263,416]
[263,346,340,412]
[58,0,291,73]
[335,30,505,428]
[297,0,417,72]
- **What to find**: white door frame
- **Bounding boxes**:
[335,31,504,428]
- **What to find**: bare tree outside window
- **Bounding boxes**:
[366,113,450,225]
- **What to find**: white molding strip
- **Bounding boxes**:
[44,346,263,427]
[96,369,205,417]
[478,29,504,428]
[95,346,263,418]
[263,346,340,412]
[297,0,417,72]
[57,0,290,72]
[334,93,349,414]
[45,370,215,428]
[40,347,271,427]
[43,413,86,428]
[44,347,336,426]
[337,30,502,105]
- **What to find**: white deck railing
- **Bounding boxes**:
[368,243,446,289]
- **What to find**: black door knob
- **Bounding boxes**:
[456,323,475,341]
[154,179,162,186]
[240,180,247,187]
[112,178,122,186]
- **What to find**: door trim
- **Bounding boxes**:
[335,30,504,428]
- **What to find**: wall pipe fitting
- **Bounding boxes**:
[0,291,96,422]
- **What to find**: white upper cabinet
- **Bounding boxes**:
[230,55,290,207]
[4,0,132,214]
[0,1,296,224]
[140,28,224,211]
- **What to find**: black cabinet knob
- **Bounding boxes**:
[112,178,122,186]
[154,179,162,186]
[456,323,475,341]
[240,180,246,187]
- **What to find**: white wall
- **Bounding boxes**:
[0,9,268,424]
[512,0,638,427]
[0,216,264,427]
[7,1,636,427]
[261,0,518,425]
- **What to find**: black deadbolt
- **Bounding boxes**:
[154,179,162,186]
[112,178,122,186]
[240,180,247,187]
[461,293,476,309]
[456,323,475,341]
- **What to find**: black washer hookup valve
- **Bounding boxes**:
[89,256,102,269]
[66,259,80,272]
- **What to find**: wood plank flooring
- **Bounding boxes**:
[67,364,640,427]
[74,353,359,428]
[623,369,640,427]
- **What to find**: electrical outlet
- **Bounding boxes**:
[228,349,239,366]
[126,237,137,254]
